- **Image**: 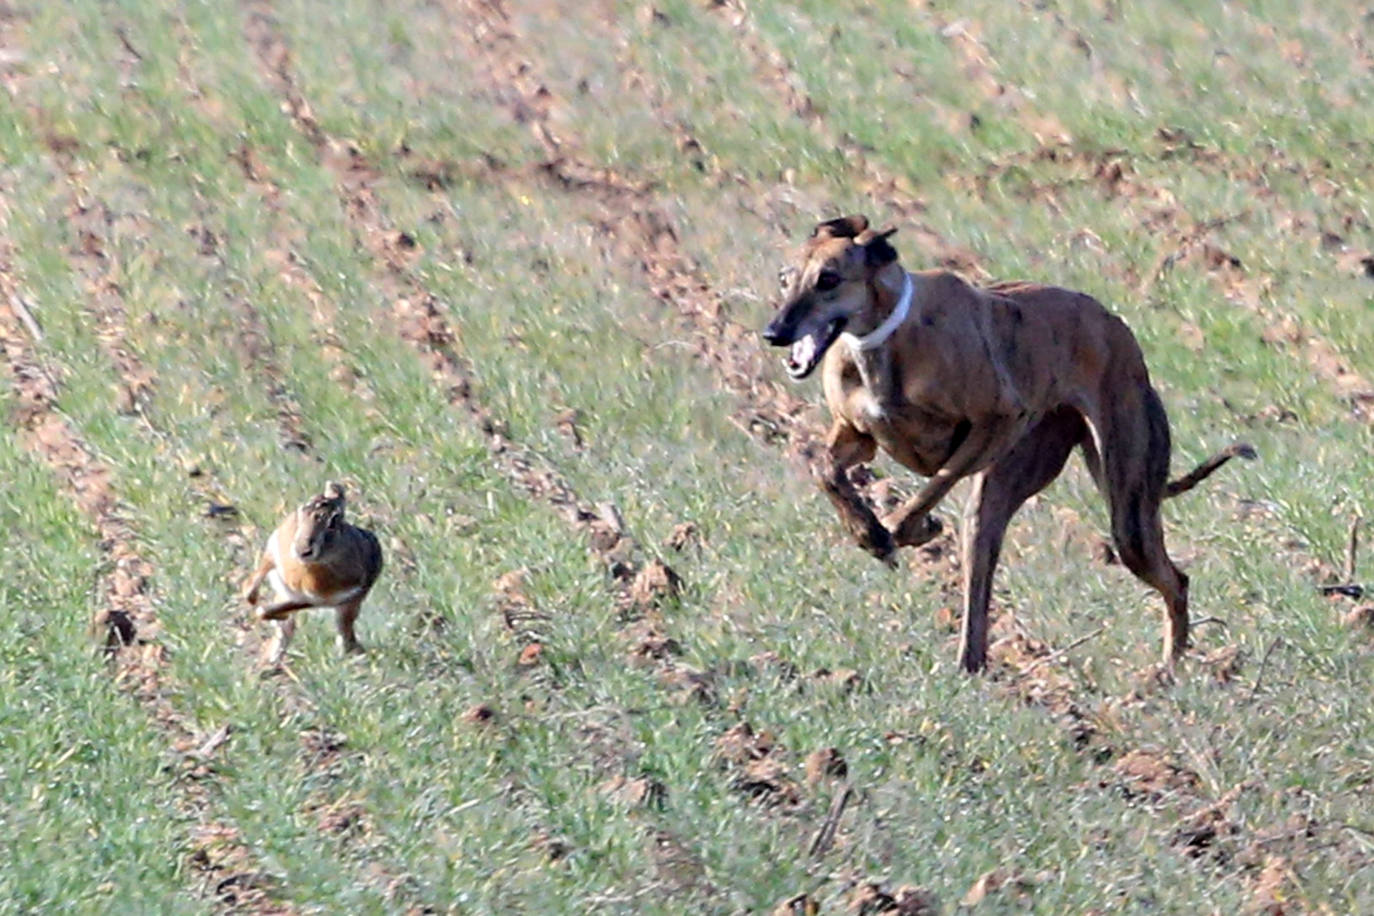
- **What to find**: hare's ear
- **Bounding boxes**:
[812,214,870,239]
[859,226,899,267]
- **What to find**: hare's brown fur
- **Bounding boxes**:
[243,482,383,664]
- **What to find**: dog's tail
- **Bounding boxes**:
[1165,442,1257,498]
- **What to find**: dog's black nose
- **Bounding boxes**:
[762,321,789,346]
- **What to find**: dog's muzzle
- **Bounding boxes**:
[763,315,846,381]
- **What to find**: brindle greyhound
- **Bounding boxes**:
[763,215,1253,673]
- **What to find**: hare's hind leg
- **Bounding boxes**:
[335,598,365,655]
[266,615,298,667]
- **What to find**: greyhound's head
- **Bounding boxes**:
[762,215,901,380]
[293,481,347,561]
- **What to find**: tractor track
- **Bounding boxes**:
[454,0,831,469]
[18,22,395,910]
[0,239,293,913]
[0,20,297,909]
[239,0,683,621]
[445,6,1370,903]
[711,2,1374,424]
[236,7,709,886]
[694,4,1373,897]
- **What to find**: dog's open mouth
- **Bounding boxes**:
[785,317,846,380]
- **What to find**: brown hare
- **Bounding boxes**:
[243,482,383,665]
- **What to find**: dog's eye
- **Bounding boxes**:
[815,270,842,292]
[777,266,796,290]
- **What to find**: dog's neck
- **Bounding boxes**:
[841,269,912,353]
[841,269,912,413]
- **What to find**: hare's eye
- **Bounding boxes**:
[815,270,842,292]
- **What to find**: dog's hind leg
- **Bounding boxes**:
[959,408,1085,673]
[1108,493,1190,668]
[1095,390,1191,669]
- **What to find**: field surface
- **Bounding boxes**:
[1,1,1372,912]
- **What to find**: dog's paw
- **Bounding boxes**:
[856,524,898,567]
[891,512,942,548]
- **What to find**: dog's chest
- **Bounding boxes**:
[865,406,963,477]
[829,352,962,477]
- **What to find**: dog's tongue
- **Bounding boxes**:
[788,334,816,372]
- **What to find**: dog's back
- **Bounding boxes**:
[976,277,1154,408]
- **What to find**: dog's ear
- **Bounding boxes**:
[859,225,899,267]
[812,214,870,239]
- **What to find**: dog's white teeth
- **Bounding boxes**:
[790,335,816,369]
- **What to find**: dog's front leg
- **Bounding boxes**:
[883,414,1030,546]
[816,420,896,565]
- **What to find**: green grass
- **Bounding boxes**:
[1,0,1371,912]
[0,425,191,912]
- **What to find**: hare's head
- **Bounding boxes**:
[293,482,347,561]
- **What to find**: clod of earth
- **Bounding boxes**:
[1341,605,1374,630]
[659,665,716,705]
[94,608,137,650]
[1248,854,1297,915]
[598,774,668,809]
[960,868,1043,908]
[1198,644,1245,684]
[803,747,848,786]
[1110,748,1202,801]
[316,803,367,837]
[810,667,862,692]
[730,757,801,807]
[714,722,776,765]
[623,623,682,663]
[663,520,700,552]
[848,881,940,915]
[745,650,801,681]
[770,892,818,916]
[630,559,683,610]
[553,407,583,449]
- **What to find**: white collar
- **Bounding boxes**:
[841,271,912,352]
